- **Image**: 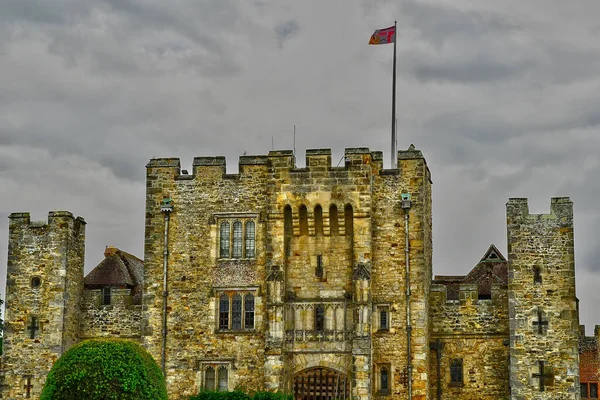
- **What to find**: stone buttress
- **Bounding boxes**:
[507,198,580,399]
[1,211,85,399]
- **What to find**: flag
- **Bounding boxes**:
[368,26,396,45]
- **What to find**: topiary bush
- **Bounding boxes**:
[41,338,167,400]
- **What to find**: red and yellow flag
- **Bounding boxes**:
[368,26,396,45]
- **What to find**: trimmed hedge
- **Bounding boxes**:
[41,338,167,400]
[190,390,292,400]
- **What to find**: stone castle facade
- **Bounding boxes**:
[0,146,586,399]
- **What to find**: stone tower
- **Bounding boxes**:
[506,198,579,399]
[1,211,85,399]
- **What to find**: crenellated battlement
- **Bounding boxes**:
[506,197,573,221]
[429,283,508,335]
[145,146,428,182]
[8,211,86,232]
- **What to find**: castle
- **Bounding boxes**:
[0,146,588,399]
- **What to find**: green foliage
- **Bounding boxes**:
[41,338,167,400]
[190,390,292,400]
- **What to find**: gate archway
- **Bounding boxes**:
[293,367,350,400]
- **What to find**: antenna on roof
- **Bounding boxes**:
[293,125,296,157]
[272,136,274,150]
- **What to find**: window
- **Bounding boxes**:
[218,367,228,391]
[450,359,463,386]
[218,218,257,259]
[379,307,390,330]
[534,266,542,284]
[232,221,243,258]
[316,255,324,278]
[375,364,391,394]
[314,205,323,236]
[245,221,255,258]
[244,294,255,329]
[202,364,230,391]
[102,287,111,305]
[31,277,41,288]
[344,205,354,236]
[582,382,599,399]
[380,367,389,393]
[220,222,230,258]
[205,367,216,390]
[284,206,293,256]
[329,205,339,235]
[217,291,255,331]
[219,294,230,330]
[315,305,325,332]
[299,205,309,235]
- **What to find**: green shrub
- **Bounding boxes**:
[190,390,291,400]
[41,338,167,400]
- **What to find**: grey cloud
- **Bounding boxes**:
[274,20,300,48]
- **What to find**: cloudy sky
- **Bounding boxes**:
[1,0,600,331]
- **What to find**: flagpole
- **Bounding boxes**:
[391,20,397,169]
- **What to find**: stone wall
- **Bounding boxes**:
[428,284,509,399]
[79,288,143,339]
[1,211,85,399]
[507,198,580,399]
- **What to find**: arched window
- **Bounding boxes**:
[232,293,243,330]
[284,205,293,256]
[329,205,339,236]
[450,359,463,385]
[245,221,255,258]
[244,293,255,329]
[380,366,389,392]
[205,367,216,390]
[299,205,309,235]
[219,294,230,330]
[344,204,354,236]
[220,222,230,258]
[232,221,243,258]
[218,367,228,391]
[315,305,325,332]
[314,205,323,236]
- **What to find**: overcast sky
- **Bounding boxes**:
[1,0,600,331]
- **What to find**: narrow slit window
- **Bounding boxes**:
[232,221,243,258]
[232,293,242,330]
[314,205,323,236]
[102,287,111,306]
[284,205,293,256]
[316,255,324,278]
[329,205,339,236]
[380,367,389,392]
[245,221,255,258]
[534,267,542,284]
[299,205,309,235]
[219,294,230,330]
[220,222,230,258]
[344,205,354,236]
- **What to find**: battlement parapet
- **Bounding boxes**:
[9,211,86,231]
[430,283,508,335]
[430,283,507,307]
[146,147,430,182]
[506,197,573,221]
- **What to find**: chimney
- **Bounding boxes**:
[104,246,118,258]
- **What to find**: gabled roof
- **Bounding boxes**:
[479,244,506,263]
[433,244,508,300]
